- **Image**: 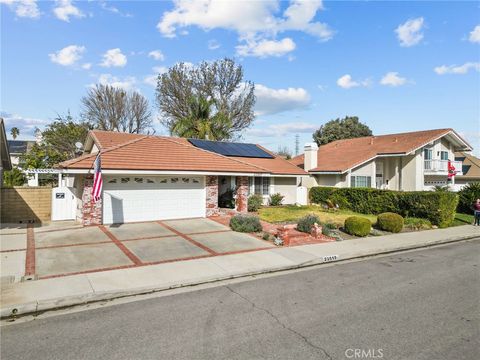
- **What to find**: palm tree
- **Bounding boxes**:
[10,127,19,139]
[171,96,232,141]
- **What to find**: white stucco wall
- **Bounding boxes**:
[274,177,298,204]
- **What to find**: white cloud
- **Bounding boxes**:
[380,72,408,87]
[0,0,40,18]
[53,0,84,22]
[99,0,132,17]
[255,84,310,116]
[469,25,480,43]
[100,48,127,67]
[248,122,317,137]
[434,62,480,75]
[157,0,333,58]
[208,39,221,50]
[144,66,168,87]
[236,37,296,58]
[96,74,136,91]
[81,63,92,70]
[336,74,370,89]
[1,111,49,138]
[395,17,424,47]
[49,45,85,66]
[148,50,165,61]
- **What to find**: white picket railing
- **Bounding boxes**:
[424,160,462,174]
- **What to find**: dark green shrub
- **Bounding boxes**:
[248,194,263,212]
[269,193,284,206]
[219,189,235,208]
[322,222,336,236]
[309,187,458,228]
[262,232,272,241]
[229,214,262,233]
[377,212,404,233]
[404,217,432,230]
[297,214,320,233]
[344,216,371,237]
[309,187,336,204]
[457,182,480,214]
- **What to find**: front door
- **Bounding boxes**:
[376,162,384,189]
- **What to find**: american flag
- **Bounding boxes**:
[92,154,103,202]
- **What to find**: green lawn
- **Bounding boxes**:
[258,205,377,227]
[451,213,475,227]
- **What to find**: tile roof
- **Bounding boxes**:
[455,152,480,179]
[60,130,307,175]
[291,129,469,173]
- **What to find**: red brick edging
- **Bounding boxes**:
[99,225,143,266]
[25,224,35,277]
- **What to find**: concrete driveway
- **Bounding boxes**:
[0,218,273,282]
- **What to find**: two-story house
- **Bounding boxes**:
[291,128,473,191]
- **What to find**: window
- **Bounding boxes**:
[159,178,168,183]
[108,178,117,184]
[249,177,270,195]
[182,177,190,183]
[121,177,130,183]
[424,149,432,160]
[192,178,200,183]
[440,151,448,161]
[171,177,178,183]
[351,176,371,188]
[134,177,143,183]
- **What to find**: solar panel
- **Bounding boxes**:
[188,139,274,158]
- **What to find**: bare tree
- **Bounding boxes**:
[156,58,255,140]
[81,84,153,134]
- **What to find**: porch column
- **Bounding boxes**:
[235,176,249,213]
[81,176,102,226]
[205,175,219,216]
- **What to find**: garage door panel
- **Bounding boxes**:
[102,176,206,224]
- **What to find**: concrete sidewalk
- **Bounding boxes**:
[1,225,478,318]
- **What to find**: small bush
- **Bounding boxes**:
[457,182,480,214]
[404,217,432,230]
[248,194,263,212]
[262,232,271,241]
[322,222,336,236]
[229,214,262,233]
[269,193,284,206]
[344,216,371,237]
[377,212,404,233]
[297,214,320,233]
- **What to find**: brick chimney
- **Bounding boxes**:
[304,143,318,171]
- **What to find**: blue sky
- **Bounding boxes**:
[1,0,479,155]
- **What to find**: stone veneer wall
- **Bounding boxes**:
[81,176,102,226]
[205,175,219,216]
[235,176,249,213]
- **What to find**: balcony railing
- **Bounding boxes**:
[424,160,462,175]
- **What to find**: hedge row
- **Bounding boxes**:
[310,187,458,228]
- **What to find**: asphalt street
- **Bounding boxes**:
[1,239,479,360]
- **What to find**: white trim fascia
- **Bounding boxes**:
[407,131,473,155]
[61,168,305,177]
[309,171,343,175]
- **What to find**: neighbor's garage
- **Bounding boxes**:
[102,176,206,224]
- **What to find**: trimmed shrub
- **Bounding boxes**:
[269,193,284,206]
[377,212,404,233]
[457,182,480,214]
[297,214,320,233]
[248,194,263,212]
[404,217,432,231]
[230,214,262,233]
[344,216,371,237]
[309,187,458,228]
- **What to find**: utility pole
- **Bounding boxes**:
[295,134,299,156]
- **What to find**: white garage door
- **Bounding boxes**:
[102,176,206,224]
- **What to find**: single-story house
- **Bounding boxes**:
[451,151,480,191]
[58,130,307,225]
[0,118,13,186]
[290,128,473,191]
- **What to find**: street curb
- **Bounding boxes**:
[1,233,478,319]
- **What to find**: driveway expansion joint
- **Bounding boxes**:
[225,285,333,360]
[98,226,143,266]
